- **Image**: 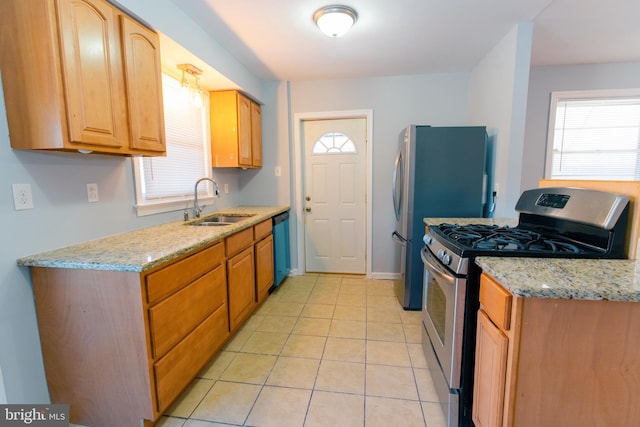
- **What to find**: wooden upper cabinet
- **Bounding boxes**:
[0,0,165,156]
[121,14,166,153]
[57,0,127,149]
[210,90,262,168]
[237,94,252,166]
[251,101,263,167]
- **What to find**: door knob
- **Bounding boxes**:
[305,206,311,212]
[306,196,311,201]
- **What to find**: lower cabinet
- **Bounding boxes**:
[227,245,256,331]
[473,272,640,427]
[30,216,280,427]
[151,263,228,410]
[472,310,508,427]
[255,234,274,303]
[254,218,274,303]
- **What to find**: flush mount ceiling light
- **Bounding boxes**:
[313,5,358,37]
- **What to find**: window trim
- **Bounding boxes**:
[132,73,213,217]
[545,88,640,179]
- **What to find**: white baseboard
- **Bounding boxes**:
[369,272,400,280]
[287,269,399,281]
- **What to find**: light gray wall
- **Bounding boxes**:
[0,1,258,404]
[522,61,640,191]
[286,73,471,276]
[237,81,292,208]
[115,0,263,100]
[5,0,630,406]
[468,22,533,218]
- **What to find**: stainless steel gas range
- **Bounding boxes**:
[420,187,630,426]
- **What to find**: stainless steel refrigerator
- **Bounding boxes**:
[391,125,492,309]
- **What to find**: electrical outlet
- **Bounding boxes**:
[224,183,229,194]
[12,183,34,210]
[87,183,99,202]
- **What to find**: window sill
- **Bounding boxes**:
[135,196,216,217]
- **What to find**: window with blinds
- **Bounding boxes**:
[546,89,640,180]
[133,73,212,216]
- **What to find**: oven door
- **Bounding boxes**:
[421,246,466,389]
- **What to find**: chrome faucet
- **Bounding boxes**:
[193,177,220,218]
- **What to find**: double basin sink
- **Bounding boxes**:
[189,214,255,227]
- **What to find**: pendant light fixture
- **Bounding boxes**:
[177,63,203,108]
[313,5,358,37]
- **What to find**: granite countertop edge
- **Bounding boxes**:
[17,206,289,273]
[476,256,640,302]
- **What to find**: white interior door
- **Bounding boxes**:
[303,118,367,274]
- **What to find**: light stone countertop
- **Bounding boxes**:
[476,257,640,302]
[17,206,289,273]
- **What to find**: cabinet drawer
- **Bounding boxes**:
[154,303,229,412]
[145,242,224,304]
[226,227,253,256]
[480,273,513,331]
[149,263,226,359]
[254,219,272,240]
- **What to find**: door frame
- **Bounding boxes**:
[292,109,373,277]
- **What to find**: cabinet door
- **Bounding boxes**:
[120,15,165,153]
[227,246,255,331]
[473,310,509,427]
[255,234,274,303]
[57,0,128,148]
[237,93,252,167]
[251,101,262,167]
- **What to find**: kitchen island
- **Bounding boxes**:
[17,205,288,427]
[473,256,640,427]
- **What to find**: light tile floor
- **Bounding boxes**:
[155,274,447,427]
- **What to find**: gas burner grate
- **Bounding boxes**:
[437,224,584,254]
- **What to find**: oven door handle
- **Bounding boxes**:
[421,247,455,285]
[391,231,407,245]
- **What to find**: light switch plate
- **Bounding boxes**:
[12,183,34,210]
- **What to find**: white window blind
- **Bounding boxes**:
[133,73,212,216]
[546,90,640,180]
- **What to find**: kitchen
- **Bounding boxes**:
[1,0,639,426]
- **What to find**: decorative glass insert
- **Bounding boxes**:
[312,132,357,154]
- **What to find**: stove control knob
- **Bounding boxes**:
[437,249,445,259]
[442,253,452,266]
[423,235,432,245]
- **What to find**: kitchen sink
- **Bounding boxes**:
[189,214,255,226]
[203,215,254,223]
[191,222,231,227]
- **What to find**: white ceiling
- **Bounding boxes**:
[166,0,640,84]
